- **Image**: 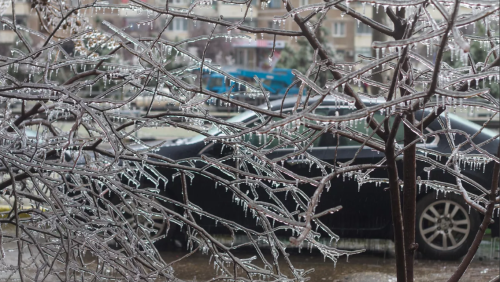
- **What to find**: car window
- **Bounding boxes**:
[188,110,257,144]
[207,77,223,89]
[189,107,438,147]
[263,80,287,94]
[233,82,246,92]
[338,110,404,146]
[245,108,329,149]
[335,109,437,147]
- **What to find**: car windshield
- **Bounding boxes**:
[188,107,498,145]
[207,77,223,89]
[448,112,497,138]
[188,110,256,143]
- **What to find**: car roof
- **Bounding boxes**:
[267,96,386,111]
[265,96,497,138]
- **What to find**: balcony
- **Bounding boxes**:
[217,2,258,20]
[2,2,30,16]
[0,30,16,44]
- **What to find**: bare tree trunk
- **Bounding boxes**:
[398,28,416,279]
[386,117,407,282]
[403,114,417,282]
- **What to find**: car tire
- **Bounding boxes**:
[416,192,480,260]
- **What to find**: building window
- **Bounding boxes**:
[15,16,27,26]
[355,47,371,58]
[236,49,247,66]
[167,18,188,31]
[336,50,345,60]
[168,0,184,4]
[356,22,371,35]
[267,0,281,8]
[333,22,345,37]
[244,20,257,28]
[300,0,309,6]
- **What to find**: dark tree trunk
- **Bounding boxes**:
[386,117,407,282]
[403,113,417,282]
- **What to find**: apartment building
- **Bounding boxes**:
[0,0,41,55]
[352,4,374,60]
[0,0,375,69]
[110,0,370,69]
[240,1,377,68]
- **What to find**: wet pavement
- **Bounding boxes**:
[161,239,500,282]
[0,235,496,281]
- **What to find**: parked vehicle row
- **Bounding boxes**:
[123,97,498,259]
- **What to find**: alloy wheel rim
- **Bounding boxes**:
[419,199,470,251]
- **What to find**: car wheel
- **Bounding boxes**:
[416,192,480,260]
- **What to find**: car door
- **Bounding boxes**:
[230,111,330,230]
[314,108,395,238]
[188,112,296,232]
[261,108,333,216]
[234,107,393,237]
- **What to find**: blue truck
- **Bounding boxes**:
[204,68,300,99]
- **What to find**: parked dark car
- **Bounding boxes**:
[127,97,499,260]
